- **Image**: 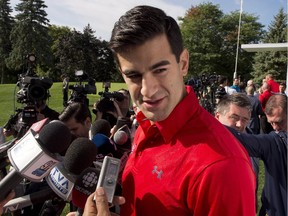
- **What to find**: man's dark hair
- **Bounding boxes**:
[219,76,228,85]
[216,93,252,114]
[109,5,183,64]
[279,82,286,88]
[59,102,91,124]
[265,94,287,115]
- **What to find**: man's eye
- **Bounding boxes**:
[230,116,239,121]
[154,68,166,74]
[126,74,141,79]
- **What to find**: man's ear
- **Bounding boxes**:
[179,49,189,76]
[85,117,92,128]
[215,112,220,120]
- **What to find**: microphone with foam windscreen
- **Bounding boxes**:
[0,120,71,200]
[71,166,101,213]
[92,133,117,160]
[90,119,116,160]
[45,137,97,201]
[90,119,111,138]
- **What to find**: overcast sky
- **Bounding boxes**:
[9,0,287,41]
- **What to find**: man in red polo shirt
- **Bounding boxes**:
[265,74,280,94]
[81,5,256,216]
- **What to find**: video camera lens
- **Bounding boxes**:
[28,84,47,101]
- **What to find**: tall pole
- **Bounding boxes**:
[234,0,243,79]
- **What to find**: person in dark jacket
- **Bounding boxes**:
[246,85,264,134]
[227,94,287,216]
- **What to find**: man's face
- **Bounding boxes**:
[64,117,90,138]
[116,34,189,122]
[279,85,286,93]
[216,104,251,133]
[266,107,287,132]
[233,79,239,86]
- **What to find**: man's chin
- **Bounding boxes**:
[142,110,169,122]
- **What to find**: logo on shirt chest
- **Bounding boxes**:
[152,166,163,179]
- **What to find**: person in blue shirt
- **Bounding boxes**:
[230,78,241,92]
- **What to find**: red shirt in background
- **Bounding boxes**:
[259,90,273,111]
[267,79,280,93]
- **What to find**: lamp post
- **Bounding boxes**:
[234,0,243,79]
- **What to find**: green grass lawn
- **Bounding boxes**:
[0,82,264,215]
[0,82,128,127]
[0,81,128,215]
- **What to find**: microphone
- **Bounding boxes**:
[0,118,50,154]
[113,130,128,145]
[29,117,50,133]
[46,137,97,201]
[92,134,117,160]
[0,120,72,200]
[72,166,101,210]
[113,124,131,148]
[3,187,55,213]
[90,119,111,138]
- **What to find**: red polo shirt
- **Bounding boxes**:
[267,79,280,93]
[259,90,273,111]
[121,86,256,216]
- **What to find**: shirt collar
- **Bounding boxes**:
[136,86,201,143]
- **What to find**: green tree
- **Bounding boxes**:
[54,24,117,83]
[6,0,52,77]
[251,8,287,83]
[0,0,14,83]
[220,11,264,80]
[180,3,223,78]
[48,24,72,81]
[180,2,264,81]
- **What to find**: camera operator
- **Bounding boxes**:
[35,99,60,121]
[61,74,70,107]
[3,99,60,216]
[67,70,96,107]
[3,54,58,139]
[93,88,132,128]
[3,98,59,139]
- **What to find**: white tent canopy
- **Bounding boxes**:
[241,43,288,52]
[241,42,287,94]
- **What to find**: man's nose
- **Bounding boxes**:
[141,74,158,98]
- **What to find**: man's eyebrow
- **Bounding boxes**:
[148,60,170,71]
[121,60,171,75]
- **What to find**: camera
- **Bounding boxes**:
[95,91,125,115]
[98,81,125,102]
[4,54,53,138]
[98,91,125,102]
[16,54,53,104]
[16,75,53,104]
[68,70,97,105]
[187,73,221,115]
